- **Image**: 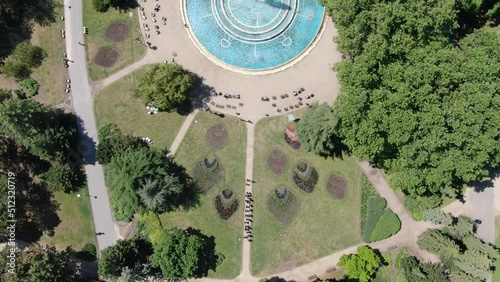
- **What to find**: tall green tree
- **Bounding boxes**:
[138,174,184,213]
[99,239,141,280]
[423,209,454,226]
[417,229,460,260]
[138,64,196,112]
[150,228,223,279]
[337,246,381,282]
[296,103,338,156]
[0,41,47,79]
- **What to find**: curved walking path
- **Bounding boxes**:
[64,0,117,253]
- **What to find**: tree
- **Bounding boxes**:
[400,256,448,282]
[462,236,499,259]
[96,131,148,165]
[453,250,492,280]
[98,238,144,280]
[0,89,11,103]
[452,216,474,238]
[423,209,454,226]
[93,0,110,12]
[41,162,75,192]
[0,41,47,79]
[337,245,381,282]
[138,64,196,112]
[417,229,460,260]
[150,228,223,279]
[296,103,338,156]
[6,245,75,282]
[138,174,184,213]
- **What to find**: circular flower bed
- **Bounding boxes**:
[193,155,224,191]
[267,149,288,175]
[93,47,119,67]
[268,187,299,224]
[214,189,239,220]
[284,123,300,150]
[293,162,318,193]
[327,174,347,199]
[207,124,228,149]
[105,22,130,42]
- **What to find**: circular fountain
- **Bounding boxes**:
[184,0,325,73]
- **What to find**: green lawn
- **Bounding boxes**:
[28,0,67,105]
[39,188,97,251]
[159,111,247,279]
[83,0,145,80]
[250,111,363,276]
[94,68,185,150]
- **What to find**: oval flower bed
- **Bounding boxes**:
[284,123,300,150]
[93,46,119,67]
[292,162,318,193]
[207,124,228,149]
[267,149,288,175]
[327,174,347,199]
[105,22,130,42]
[268,187,299,224]
[192,156,224,191]
[214,189,239,220]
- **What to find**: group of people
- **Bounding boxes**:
[140,2,165,38]
[243,186,254,242]
[261,87,315,113]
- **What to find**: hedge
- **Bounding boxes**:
[362,196,387,243]
[370,210,401,242]
[360,175,378,235]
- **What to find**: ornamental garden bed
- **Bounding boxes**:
[326,174,347,199]
[267,149,288,175]
[284,123,300,150]
[104,22,130,42]
[93,46,119,67]
[292,162,318,193]
[192,155,224,191]
[207,124,228,149]
[267,187,299,224]
[214,189,239,220]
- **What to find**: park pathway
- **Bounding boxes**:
[64,0,117,253]
[168,110,198,155]
[93,55,155,92]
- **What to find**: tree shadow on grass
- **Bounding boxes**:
[186,76,214,113]
[166,155,203,210]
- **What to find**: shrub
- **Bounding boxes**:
[268,188,299,224]
[214,189,239,220]
[105,22,130,42]
[369,210,401,242]
[267,149,288,175]
[76,243,97,261]
[326,174,347,199]
[292,162,318,193]
[207,124,228,149]
[360,176,378,235]
[192,156,224,191]
[362,196,387,243]
[94,47,119,67]
[19,78,39,96]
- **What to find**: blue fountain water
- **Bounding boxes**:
[186,0,324,70]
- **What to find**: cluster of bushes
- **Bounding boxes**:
[360,175,378,233]
[292,162,318,193]
[362,197,400,243]
[326,174,347,199]
[267,148,288,175]
[76,243,97,262]
[268,188,299,224]
[207,124,228,149]
[192,155,224,191]
[19,78,39,96]
[214,189,239,220]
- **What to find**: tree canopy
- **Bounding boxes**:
[337,245,381,282]
[98,238,145,280]
[150,228,223,279]
[0,41,47,79]
[296,103,338,156]
[138,63,196,112]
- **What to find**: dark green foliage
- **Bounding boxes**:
[13,89,26,99]
[0,41,47,79]
[0,89,12,103]
[462,236,499,260]
[138,174,184,213]
[41,162,77,193]
[96,133,147,164]
[267,188,299,224]
[138,64,196,112]
[192,155,224,191]
[369,210,401,242]
[400,256,448,282]
[99,238,144,280]
[19,78,39,96]
[338,245,381,282]
[296,103,338,155]
[93,0,110,12]
[417,229,460,260]
[404,194,442,220]
[0,98,78,162]
[360,175,378,235]
[451,216,474,239]
[76,243,97,262]
[150,228,224,279]
[362,196,386,243]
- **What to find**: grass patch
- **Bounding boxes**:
[39,187,97,250]
[251,112,363,276]
[370,210,401,242]
[30,0,67,105]
[94,68,185,150]
[83,0,145,80]
[158,111,246,279]
[362,197,386,243]
[360,175,378,236]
